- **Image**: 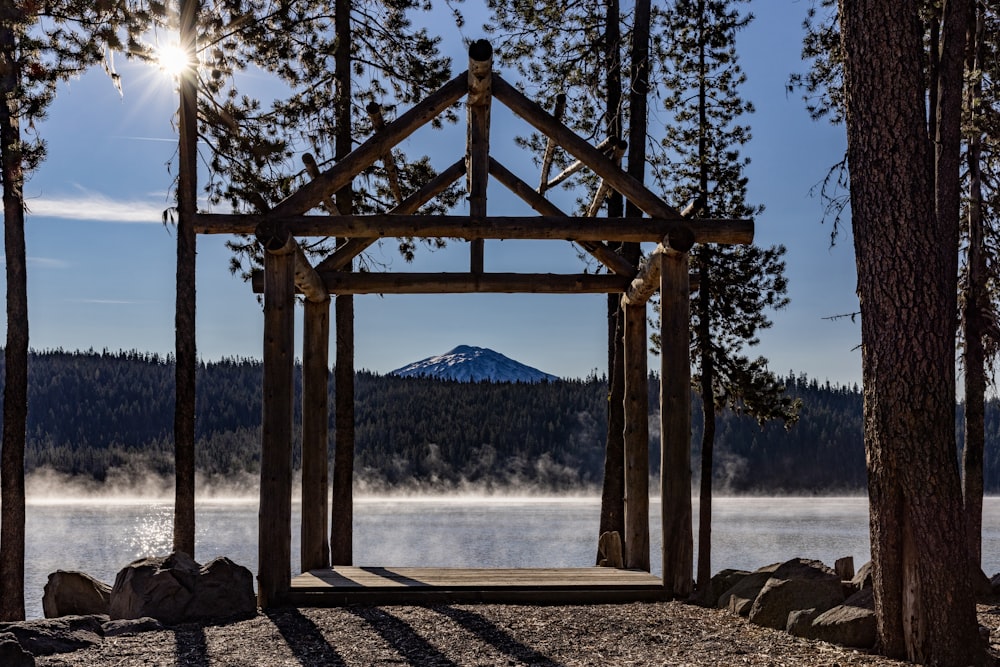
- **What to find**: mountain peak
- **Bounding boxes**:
[390,346,559,384]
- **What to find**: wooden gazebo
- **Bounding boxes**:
[186,41,752,607]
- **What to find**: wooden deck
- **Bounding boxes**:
[281,566,668,606]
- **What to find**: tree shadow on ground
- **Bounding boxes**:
[265,609,347,667]
[433,605,559,666]
[173,624,209,667]
[350,606,460,666]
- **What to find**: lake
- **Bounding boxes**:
[21,495,1000,620]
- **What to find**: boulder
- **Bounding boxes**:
[748,558,844,630]
[43,570,112,618]
[0,632,34,667]
[718,563,781,616]
[0,615,105,656]
[796,588,877,649]
[109,552,255,625]
[706,569,751,608]
[785,607,819,635]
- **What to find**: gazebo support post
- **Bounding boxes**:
[301,296,331,571]
[258,247,296,607]
[467,40,492,273]
[660,234,694,597]
[623,301,650,571]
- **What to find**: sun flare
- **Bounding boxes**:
[155,42,192,78]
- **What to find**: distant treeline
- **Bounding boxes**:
[1,349,995,493]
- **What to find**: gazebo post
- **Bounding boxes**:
[659,235,694,597]
[258,247,296,607]
[301,297,331,571]
[623,300,650,571]
[467,39,492,273]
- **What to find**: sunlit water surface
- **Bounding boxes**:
[22,496,1000,620]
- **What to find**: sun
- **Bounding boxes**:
[155,42,192,78]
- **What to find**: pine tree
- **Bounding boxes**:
[651,0,798,602]
[793,0,1000,585]
[0,0,154,621]
[839,0,981,660]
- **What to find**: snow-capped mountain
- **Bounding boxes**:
[390,345,560,383]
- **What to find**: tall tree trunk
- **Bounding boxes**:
[598,0,625,558]
[693,0,713,603]
[173,0,199,560]
[330,0,355,566]
[695,254,715,603]
[0,7,27,622]
[839,0,980,663]
[962,1,986,571]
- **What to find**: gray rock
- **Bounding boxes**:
[0,632,34,667]
[785,607,820,636]
[718,563,781,616]
[799,588,877,649]
[706,569,751,608]
[0,615,106,656]
[110,552,256,625]
[748,558,844,630]
[43,570,112,618]
[102,617,164,637]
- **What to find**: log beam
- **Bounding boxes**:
[258,249,295,608]
[300,297,330,571]
[252,271,630,295]
[314,159,467,273]
[267,71,467,217]
[255,224,328,303]
[660,247,693,598]
[366,103,403,204]
[538,93,566,192]
[623,302,650,571]
[467,40,492,274]
[545,136,617,191]
[495,75,717,225]
[622,230,697,306]
[586,141,628,217]
[198,213,751,245]
[302,153,340,215]
[487,158,637,277]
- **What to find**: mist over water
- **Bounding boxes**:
[22,478,1000,621]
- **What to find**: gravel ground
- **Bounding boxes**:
[34,600,1000,667]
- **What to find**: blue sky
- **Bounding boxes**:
[9,1,861,385]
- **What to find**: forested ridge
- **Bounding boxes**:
[3,348,992,493]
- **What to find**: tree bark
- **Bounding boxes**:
[695,252,715,604]
[173,0,199,560]
[839,0,981,662]
[330,0,354,566]
[962,1,986,571]
[0,7,27,622]
[598,0,625,561]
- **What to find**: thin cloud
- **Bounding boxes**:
[28,190,169,224]
[27,257,71,269]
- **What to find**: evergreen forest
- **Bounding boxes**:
[3,348,993,494]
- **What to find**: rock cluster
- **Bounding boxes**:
[712,557,877,649]
[0,552,259,662]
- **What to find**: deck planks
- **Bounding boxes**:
[282,566,667,606]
